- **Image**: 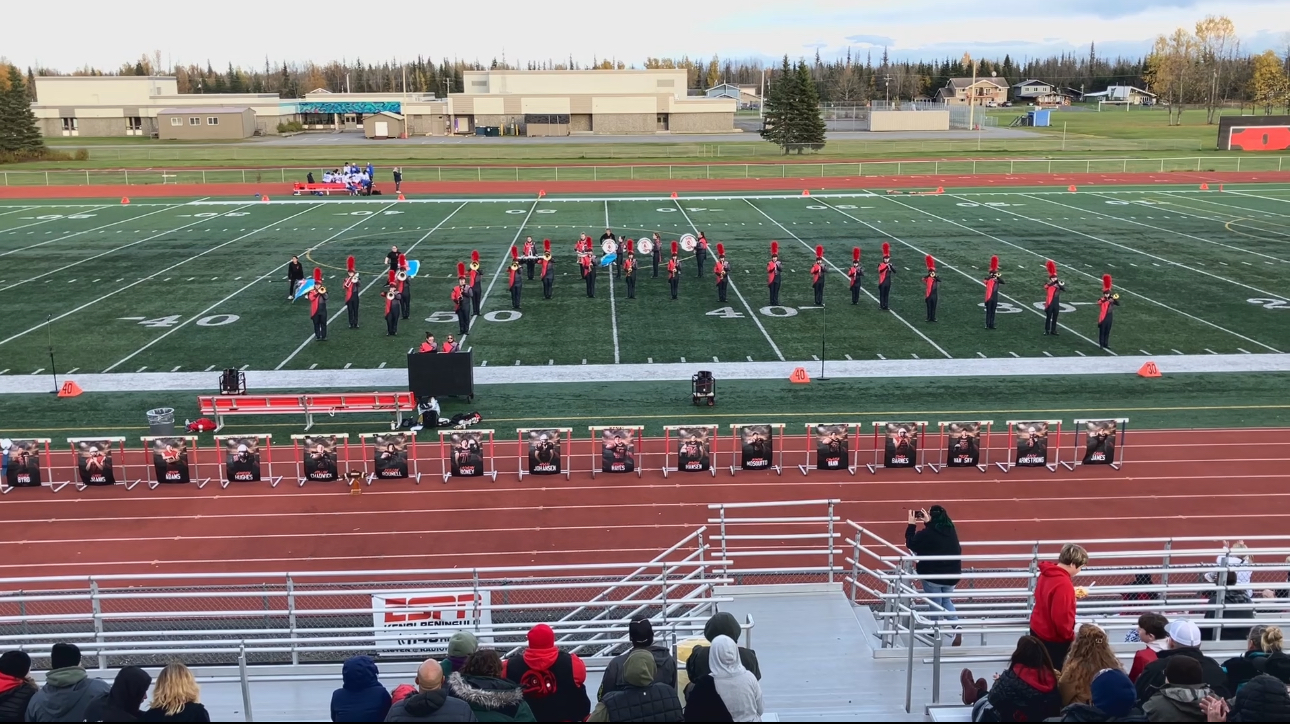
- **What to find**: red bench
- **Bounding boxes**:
[198,392,415,431]
[292,182,351,196]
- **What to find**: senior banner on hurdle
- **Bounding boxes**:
[517,428,570,480]
[662,425,717,478]
[933,421,993,473]
[141,435,210,489]
[800,423,859,476]
[729,424,784,476]
[1062,418,1129,471]
[867,422,928,474]
[440,430,496,483]
[590,426,643,478]
[999,420,1062,473]
[1,438,51,494]
[65,437,138,492]
[214,434,280,488]
[360,432,420,484]
[291,434,350,487]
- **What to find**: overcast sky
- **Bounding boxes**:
[7,0,1287,72]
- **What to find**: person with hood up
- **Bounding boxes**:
[441,632,480,679]
[1049,668,1145,722]
[590,649,682,722]
[905,505,964,647]
[1142,656,1211,722]
[84,666,152,722]
[331,655,393,722]
[385,660,476,722]
[1060,625,1124,706]
[684,612,761,695]
[683,636,761,722]
[1202,673,1290,722]
[446,649,534,723]
[502,624,590,722]
[0,651,37,723]
[1221,624,1268,694]
[1030,543,1088,670]
[1135,621,1229,705]
[25,643,109,723]
[1130,614,1171,683]
[599,618,677,700]
[960,635,1062,722]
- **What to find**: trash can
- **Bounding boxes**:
[146,407,176,437]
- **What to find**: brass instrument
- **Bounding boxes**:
[1112,293,1120,300]
[344,273,356,288]
[315,284,327,295]
[396,270,408,282]
[385,289,396,301]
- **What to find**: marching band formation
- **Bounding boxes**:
[293,230,1124,352]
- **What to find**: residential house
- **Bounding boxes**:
[1011,79,1073,106]
[935,77,1009,106]
[1081,85,1157,106]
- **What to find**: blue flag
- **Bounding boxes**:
[600,252,617,267]
[292,278,315,300]
[407,259,420,278]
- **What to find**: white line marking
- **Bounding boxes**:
[239,364,249,371]
[877,354,886,359]
[344,363,352,369]
[582,359,587,365]
[30,369,43,375]
[1075,350,1086,356]
[514,360,521,365]
[1140,349,1152,355]
[65,367,77,374]
[378,362,386,368]
[135,366,147,372]
[1205,348,1218,354]
[648,357,653,364]
[812,354,819,361]
[1079,193,1290,263]
[1238,348,1251,354]
[604,200,621,364]
[1009,351,1020,358]
[1042,351,1052,357]
[204,365,215,372]
[746,355,753,361]
[481,361,488,367]
[549,359,554,365]
[171,366,181,372]
[844,354,853,360]
[680,357,686,363]
[466,200,541,343]
[309,363,318,370]
[0,205,115,240]
[1172,349,1184,355]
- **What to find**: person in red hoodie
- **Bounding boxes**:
[503,623,590,722]
[1130,613,1170,683]
[960,635,1062,722]
[1029,543,1088,670]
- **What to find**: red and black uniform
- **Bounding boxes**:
[650,235,662,277]
[308,288,328,341]
[984,257,1003,330]
[923,273,939,322]
[668,253,680,300]
[714,258,728,302]
[1043,260,1065,335]
[695,235,708,277]
[508,263,522,310]
[384,272,401,337]
[419,339,437,353]
[468,254,482,316]
[580,254,596,298]
[810,248,826,306]
[1098,289,1119,349]
[624,254,637,299]
[877,244,895,310]
[522,238,537,279]
[767,243,782,305]
[452,282,471,336]
[541,251,555,299]
[441,338,455,353]
[849,248,865,305]
[344,275,360,329]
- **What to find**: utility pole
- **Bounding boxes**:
[883,74,893,105]
[963,53,978,131]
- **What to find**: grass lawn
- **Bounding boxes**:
[985,106,1231,144]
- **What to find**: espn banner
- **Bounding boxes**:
[1005,420,1061,471]
[143,436,194,485]
[732,424,781,472]
[667,425,714,473]
[594,426,640,475]
[363,433,413,479]
[372,590,493,656]
[292,434,348,483]
[68,437,123,486]
[810,423,853,471]
[3,439,49,488]
[1073,418,1127,469]
[519,428,567,476]
[216,434,270,484]
[939,421,992,471]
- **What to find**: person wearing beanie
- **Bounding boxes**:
[25,643,109,723]
[1143,656,1212,721]
[502,624,590,722]
[588,649,682,723]
[441,632,481,679]
[684,612,762,697]
[1051,669,1145,722]
[85,666,152,723]
[330,655,392,722]
[598,619,678,700]
[1134,620,1229,705]
[0,651,37,723]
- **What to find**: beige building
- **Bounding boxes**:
[934,77,1010,106]
[157,107,257,140]
[362,111,406,139]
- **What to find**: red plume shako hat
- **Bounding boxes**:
[716,242,725,257]
[1046,260,1058,278]
[882,242,891,259]
[852,247,861,263]
[671,240,678,256]
[387,269,396,285]
[815,245,824,259]
[770,241,779,258]
[510,246,519,264]
[313,267,322,284]
[543,239,551,256]
[626,239,634,254]
[456,262,466,280]
[925,254,936,273]
[346,256,356,274]
[1102,274,1113,294]
[989,255,999,274]
[398,253,407,270]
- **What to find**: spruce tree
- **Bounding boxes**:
[760,56,796,153]
[791,60,827,153]
[0,66,46,155]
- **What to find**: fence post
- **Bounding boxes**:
[90,579,106,670]
[931,621,943,704]
[238,644,255,722]
[286,575,299,666]
[850,532,861,603]
[904,604,916,713]
[124,169,129,185]
[661,563,671,627]
[718,505,728,578]
[827,500,836,584]
[1215,544,1232,642]
[1161,540,1173,594]
[1027,543,1040,609]
[472,569,482,632]
[697,528,707,585]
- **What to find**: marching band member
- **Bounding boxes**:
[468,250,482,317]
[420,333,437,353]
[714,243,728,303]
[386,245,400,272]
[668,241,680,300]
[397,253,411,321]
[307,268,328,341]
[581,247,596,298]
[651,232,662,278]
[984,255,1003,330]
[522,235,537,280]
[383,270,401,336]
[286,255,304,302]
[1043,260,1065,336]
[849,248,864,305]
[541,239,555,299]
[508,246,523,310]
[810,245,826,306]
[624,240,638,299]
[344,256,360,329]
[1097,274,1120,350]
[877,242,895,311]
[922,255,939,322]
[695,232,709,277]
[442,334,456,353]
[452,263,471,336]
[576,232,590,257]
[767,241,782,305]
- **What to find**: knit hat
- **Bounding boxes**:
[630,618,654,647]
[0,651,30,678]
[50,642,81,670]
[446,631,479,659]
[1166,620,1202,648]
[1164,655,1203,685]
[1090,669,1136,718]
[528,623,555,650]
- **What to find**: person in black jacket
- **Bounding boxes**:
[1206,673,1290,722]
[84,666,152,723]
[599,619,677,700]
[286,256,305,301]
[1134,620,1229,705]
[0,651,37,723]
[1201,570,1254,642]
[961,635,1062,722]
[1221,624,1269,694]
[683,612,761,696]
[906,504,963,647]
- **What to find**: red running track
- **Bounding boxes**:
[2,427,1289,579]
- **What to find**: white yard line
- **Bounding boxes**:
[0,206,37,219]
[274,202,468,369]
[743,198,951,359]
[0,205,164,258]
[0,204,321,349]
[0,207,113,237]
[678,199,784,361]
[604,200,621,364]
[103,203,391,372]
[466,199,540,342]
[1156,193,1290,239]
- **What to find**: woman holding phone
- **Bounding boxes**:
[906,505,963,647]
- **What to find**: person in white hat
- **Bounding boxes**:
[1133,620,1230,705]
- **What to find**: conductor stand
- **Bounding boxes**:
[692,371,715,406]
[220,368,247,396]
[46,315,59,395]
[818,304,828,381]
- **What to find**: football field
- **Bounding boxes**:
[2,185,1290,376]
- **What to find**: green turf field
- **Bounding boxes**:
[2,185,1290,375]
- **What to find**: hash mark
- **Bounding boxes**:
[239,364,249,371]
[344,363,352,369]
[1205,349,1217,354]
[481,361,488,367]
[1042,351,1052,357]
[844,354,853,360]
[746,355,753,361]
[514,360,521,366]
[171,366,181,372]
[1238,348,1251,354]
[1009,351,1020,358]
[1075,351,1086,356]
[877,354,886,359]
[378,362,387,368]
[1140,350,1152,355]
[680,357,686,363]
[66,368,78,374]
[648,357,653,363]
[1172,349,1183,355]
[309,363,317,369]
[136,366,147,373]
[204,365,215,371]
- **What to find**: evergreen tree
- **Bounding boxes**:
[790,60,827,153]
[0,66,46,155]
[760,56,795,151]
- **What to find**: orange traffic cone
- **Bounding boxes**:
[1067,185,1077,192]
[261,194,270,202]
[121,196,130,205]
[670,191,678,199]
[1219,184,1224,192]
[57,380,83,398]
[1199,182,1209,190]
[789,367,810,384]
[801,189,810,196]
[1137,361,1162,379]
[935,186,944,194]
[397,192,406,201]
[538,189,546,198]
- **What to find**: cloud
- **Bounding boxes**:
[802,42,829,50]
[845,34,895,46]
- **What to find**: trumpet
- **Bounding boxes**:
[344,274,356,288]
[316,284,327,295]
[396,270,408,282]
[1112,293,1120,300]
[385,289,396,301]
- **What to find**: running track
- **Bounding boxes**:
[2,428,1287,580]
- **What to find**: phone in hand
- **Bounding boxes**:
[913,510,926,521]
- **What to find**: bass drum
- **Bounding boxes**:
[601,239,618,255]
[680,233,697,252]
[637,238,654,255]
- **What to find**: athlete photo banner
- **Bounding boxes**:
[813,424,851,471]
[523,428,564,475]
[219,435,266,484]
[145,436,192,485]
[447,432,484,477]
[70,438,120,486]
[1012,421,1051,468]
[667,425,714,473]
[944,422,984,469]
[881,422,920,468]
[293,434,347,484]
[735,424,775,471]
[598,427,637,474]
[1073,418,1127,470]
[3,439,48,488]
[367,433,412,479]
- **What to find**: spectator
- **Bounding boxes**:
[1201,571,1253,642]
[441,632,480,679]
[367,162,375,180]
[446,649,534,722]
[1131,613,1171,683]
[392,685,417,706]
[1123,574,1159,603]
[0,651,37,723]
[1221,624,1268,694]
[684,612,761,695]
[1135,621,1229,705]
[590,649,682,723]
[1030,543,1088,670]
[1261,626,1290,683]
[683,636,761,723]
[599,618,677,700]
[332,655,393,722]
[503,623,590,722]
[385,660,475,722]
[1204,673,1290,721]
[394,167,403,193]
[905,505,964,647]
[141,663,209,722]
[1142,656,1211,722]
[1204,541,1253,599]
[24,643,109,723]
[85,666,152,723]
[307,171,316,185]
[1060,624,1124,706]
[1050,669,1145,723]
[960,635,1062,722]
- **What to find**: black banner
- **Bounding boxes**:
[150,437,191,484]
[1081,420,1118,465]
[526,429,562,475]
[738,425,774,470]
[882,423,919,468]
[600,428,636,474]
[449,432,484,477]
[302,436,341,481]
[223,437,263,483]
[4,440,42,487]
[372,434,410,479]
[945,422,982,468]
[675,427,711,472]
[1014,422,1050,467]
[815,424,849,470]
[75,440,116,486]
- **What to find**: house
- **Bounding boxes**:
[1010,79,1072,105]
[935,77,1010,106]
[1082,85,1157,106]
[156,107,256,140]
[705,83,761,108]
